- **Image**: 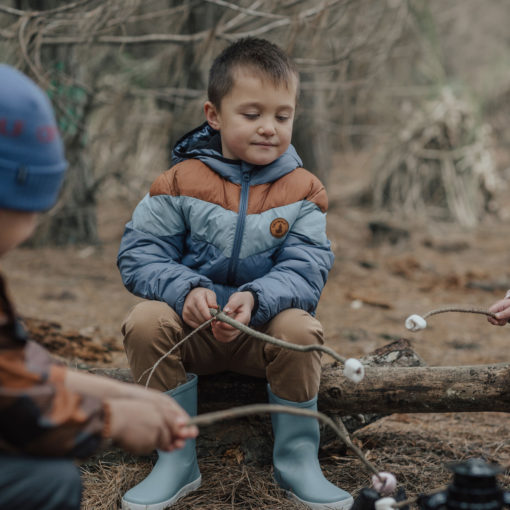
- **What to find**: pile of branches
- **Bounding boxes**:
[371,88,500,227]
[0,0,409,244]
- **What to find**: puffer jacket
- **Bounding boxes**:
[118,122,334,326]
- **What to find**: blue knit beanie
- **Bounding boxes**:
[0,64,68,212]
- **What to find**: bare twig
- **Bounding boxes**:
[210,309,347,364]
[139,317,215,388]
[422,306,496,320]
[203,0,285,20]
[140,306,351,389]
[189,403,381,478]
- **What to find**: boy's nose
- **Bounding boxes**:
[257,123,275,136]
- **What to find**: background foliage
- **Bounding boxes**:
[2,0,510,243]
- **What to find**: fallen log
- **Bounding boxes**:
[85,339,412,462]
[86,339,510,463]
[319,362,510,414]
[87,339,424,412]
[89,338,510,415]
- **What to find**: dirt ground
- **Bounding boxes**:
[3,151,510,508]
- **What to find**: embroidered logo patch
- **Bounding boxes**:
[270,218,289,238]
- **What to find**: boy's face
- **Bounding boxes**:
[0,210,38,256]
[205,68,298,166]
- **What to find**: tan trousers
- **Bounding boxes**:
[122,300,324,402]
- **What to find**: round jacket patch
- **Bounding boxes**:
[270,218,289,238]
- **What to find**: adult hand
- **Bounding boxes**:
[182,287,217,328]
[212,291,254,343]
[488,298,510,326]
[107,397,198,455]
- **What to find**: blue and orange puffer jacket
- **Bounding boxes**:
[117,123,334,327]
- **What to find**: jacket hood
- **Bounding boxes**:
[171,122,302,185]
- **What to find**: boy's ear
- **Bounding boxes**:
[204,101,221,130]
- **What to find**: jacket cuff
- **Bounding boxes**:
[239,284,270,326]
[249,290,259,317]
[173,277,214,316]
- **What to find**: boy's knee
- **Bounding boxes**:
[122,301,180,347]
[268,308,324,347]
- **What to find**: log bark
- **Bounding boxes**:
[318,362,510,414]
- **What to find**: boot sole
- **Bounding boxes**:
[285,490,354,510]
[121,475,202,510]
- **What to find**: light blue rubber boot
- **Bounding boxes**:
[121,374,201,510]
[268,385,354,510]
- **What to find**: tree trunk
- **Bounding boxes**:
[293,81,332,186]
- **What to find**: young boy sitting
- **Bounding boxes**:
[118,38,353,510]
[0,64,197,510]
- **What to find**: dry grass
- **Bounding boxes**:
[80,412,510,510]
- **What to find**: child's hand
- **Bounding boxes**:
[183,287,218,328]
[107,397,198,455]
[212,291,254,343]
[488,298,510,326]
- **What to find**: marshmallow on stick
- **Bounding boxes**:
[405,314,427,331]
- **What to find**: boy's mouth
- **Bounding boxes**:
[252,142,277,147]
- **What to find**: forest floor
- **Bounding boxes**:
[3,151,510,509]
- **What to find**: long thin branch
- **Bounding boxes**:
[422,306,496,320]
[139,317,216,388]
[203,0,285,20]
[189,403,380,478]
[210,309,347,363]
[38,32,207,45]
[0,5,26,16]
[140,307,351,389]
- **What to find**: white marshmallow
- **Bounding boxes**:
[343,358,365,383]
[372,472,397,495]
[405,314,427,331]
[375,497,397,510]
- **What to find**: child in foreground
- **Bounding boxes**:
[118,38,353,510]
[0,64,197,510]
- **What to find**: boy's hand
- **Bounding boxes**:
[183,287,218,328]
[212,291,254,343]
[107,397,198,455]
[488,298,510,326]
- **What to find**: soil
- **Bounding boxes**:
[3,151,510,508]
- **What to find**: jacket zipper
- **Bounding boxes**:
[227,169,251,285]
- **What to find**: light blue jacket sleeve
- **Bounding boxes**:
[117,194,214,316]
[239,201,334,326]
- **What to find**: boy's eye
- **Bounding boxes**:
[276,115,289,122]
[243,113,259,120]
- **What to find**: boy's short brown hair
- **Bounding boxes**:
[207,37,299,108]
